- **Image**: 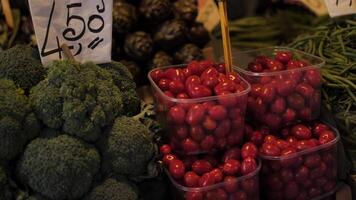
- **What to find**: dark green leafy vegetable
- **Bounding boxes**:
[85,178,138,200]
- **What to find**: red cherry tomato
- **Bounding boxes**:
[169,159,186,179]
[175,125,188,139]
[313,123,330,138]
[183,156,198,169]
[280,168,294,183]
[186,104,206,125]
[202,116,217,131]
[282,108,297,123]
[182,138,200,154]
[165,68,185,82]
[287,60,300,69]
[277,79,297,96]
[203,154,219,167]
[184,171,200,187]
[158,78,171,91]
[198,172,215,187]
[296,83,314,99]
[275,139,290,150]
[241,178,258,194]
[305,69,321,88]
[222,147,241,162]
[227,130,244,146]
[287,93,305,110]
[150,69,165,83]
[201,67,219,80]
[210,168,223,183]
[275,51,292,64]
[230,191,247,200]
[169,106,186,125]
[248,62,263,72]
[261,143,281,156]
[192,160,213,175]
[223,159,241,175]
[201,101,215,110]
[241,142,258,159]
[299,108,312,120]
[160,144,172,155]
[190,125,205,142]
[185,192,203,200]
[177,93,189,99]
[224,176,239,193]
[208,105,227,121]
[308,187,322,198]
[266,59,285,71]
[182,67,192,78]
[216,63,226,73]
[260,76,272,84]
[185,75,201,89]
[216,138,227,150]
[319,130,335,144]
[260,84,276,103]
[214,81,236,94]
[188,85,212,98]
[304,153,321,168]
[169,80,185,94]
[295,166,309,183]
[199,60,216,70]
[226,72,242,84]
[291,124,312,140]
[188,61,204,76]
[267,174,283,191]
[264,113,282,130]
[284,181,299,199]
[315,177,327,187]
[241,157,257,175]
[206,188,228,200]
[250,84,263,97]
[255,56,268,67]
[200,136,215,151]
[264,135,277,143]
[271,97,286,114]
[202,76,219,89]
[162,154,177,166]
[214,119,231,138]
[250,131,264,146]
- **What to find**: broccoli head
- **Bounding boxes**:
[100,62,140,116]
[99,116,156,176]
[85,178,138,200]
[30,60,124,142]
[17,134,101,200]
[0,79,40,160]
[0,166,12,200]
[0,45,45,93]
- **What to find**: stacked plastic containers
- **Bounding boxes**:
[234,47,339,200]
[149,60,261,200]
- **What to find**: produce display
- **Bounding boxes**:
[234,47,323,130]
[289,18,356,172]
[112,0,210,82]
[161,143,260,200]
[149,60,250,154]
[258,122,339,200]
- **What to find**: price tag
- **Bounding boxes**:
[28,0,112,65]
[299,0,328,16]
[324,0,356,17]
[197,0,220,32]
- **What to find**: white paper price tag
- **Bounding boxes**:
[324,0,356,17]
[197,0,220,32]
[299,0,328,16]
[28,0,112,66]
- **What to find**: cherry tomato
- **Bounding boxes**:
[199,60,216,70]
[201,67,219,80]
[208,105,228,121]
[296,191,308,200]
[282,108,297,123]
[250,84,263,97]
[284,181,299,199]
[291,124,312,140]
[206,189,228,200]
[202,76,219,89]
[224,176,239,193]
[200,136,215,151]
[222,147,241,162]
[192,160,213,175]
[150,69,165,83]
[250,131,264,146]
[287,60,300,69]
[264,135,277,143]
[175,125,188,139]
[198,172,215,187]
[169,106,186,125]
[177,93,189,99]
[182,67,192,78]
[201,101,215,110]
[275,139,290,150]
[280,168,294,183]
[271,97,286,114]
[304,153,321,168]
[313,123,330,138]
[319,130,335,144]
[241,157,257,175]
[305,69,321,88]
[188,61,204,76]
[210,168,223,183]
[241,142,258,159]
[299,108,312,120]
[169,80,185,94]
[184,171,200,187]
[162,154,177,166]
[248,61,263,72]
[267,174,283,191]
[275,51,292,64]
[165,68,185,82]
[203,154,219,167]
[216,138,227,150]
[214,119,231,138]
[315,177,327,187]
[227,130,243,146]
[295,166,309,183]
[260,76,272,84]
[277,79,297,96]
[182,138,200,153]
[185,192,203,200]
[158,78,171,91]
[241,178,258,194]
[188,85,212,98]
[160,144,172,155]
[255,56,268,67]
[287,93,305,110]
[223,159,241,175]
[264,113,282,130]
[190,125,205,142]
[183,156,198,169]
[260,84,276,103]
[186,104,206,125]
[295,140,310,151]
[169,159,186,179]
[322,152,335,166]
[214,81,236,94]
[261,143,281,156]
[230,191,247,200]
[216,63,226,73]
[226,72,242,84]
[308,187,322,198]
[253,97,267,115]
[267,59,285,71]
[296,83,314,99]
[185,75,201,89]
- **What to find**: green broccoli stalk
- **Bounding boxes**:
[17,134,101,200]
[85,178,138,200]
[30,60,124,142]
[99,116,156,177]
[0,79,40,160]
[99,62,140,116]
[0,45,45,93]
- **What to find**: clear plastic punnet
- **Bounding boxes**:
[148,64,251,155]
[259,124,339,200]
[233,47,325,130]
[165,159,261,200]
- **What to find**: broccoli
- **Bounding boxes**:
[0,166,12,200]
[0,45,45,93]
[17,134,101,200]
[85,178,138,200]
[99,116,156,177]
[100,62,140,116]
[30,60,124,142]
[0,79,40,160]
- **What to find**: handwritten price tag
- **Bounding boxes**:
[28,0,112,65]
[197,0,220,32]
[324,0,356,17]
[299,0,328,16]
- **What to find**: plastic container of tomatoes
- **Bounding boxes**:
[233,47,325,130]
[259,124,340,200]
[148,64,251,155]
[165,160,261,200]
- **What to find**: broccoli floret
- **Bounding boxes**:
[0,45,45,93]
[0,79,40,160]
[85,178,138,200]
[30,60,124,142]
[99,116,156,176]
[0,166,12,200]
[100,62,140,116]
[17,134,101,200]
